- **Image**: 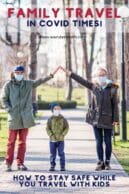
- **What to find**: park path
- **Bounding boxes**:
[0,108,129,194]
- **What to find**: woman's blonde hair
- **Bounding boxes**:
[92,66,108,84]
[92,66,108,78]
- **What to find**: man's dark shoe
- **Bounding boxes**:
[95,161,105,171]
[17,164,28,171]
[60,167,66,171]
[6,164,12,172]
[105,161,111,170]
[49,166,55,171]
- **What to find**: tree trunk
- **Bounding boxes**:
[29,0,37,102]
[125,0,129,110]
[105,0,117,82]
[78,0,96,104]
[73,38,78,74]
[63,0,73,100]
[65,31,73,100]
[125,32,129,110]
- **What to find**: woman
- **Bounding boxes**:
[66,67,119,171]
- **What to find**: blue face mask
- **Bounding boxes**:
[14,74,24,81]
[53,110,61,116]
[96,76,107,86]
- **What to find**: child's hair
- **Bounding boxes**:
[49,102,61,112]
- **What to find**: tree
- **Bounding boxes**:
[0,0,29,76]
[29,0,42,103]
[78,0,96,104]
[105,0,117,82]
[62,0,73,101]
[72,37,78,74]
[125,28,129,110]
[125,0,129,110]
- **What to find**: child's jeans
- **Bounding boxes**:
[49,141,65,167]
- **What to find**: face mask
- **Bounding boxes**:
[53,110,61,116]
[14,74,24,82]
[97,76,107,86]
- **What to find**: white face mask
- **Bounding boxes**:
[14,74,24,82]
[53,110,61,116]
[97,76,107,86]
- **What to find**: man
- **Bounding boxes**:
[1,65,54,172]
[64,66,119,171]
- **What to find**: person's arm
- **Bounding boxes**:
[32,74,53,88]
[70,72,94,90]
[111,88,119,123]
[1,83,11,112]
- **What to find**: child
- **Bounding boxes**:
[46,102,69,171]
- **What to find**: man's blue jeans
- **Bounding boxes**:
[49,141,65,167]
[93,127,112,162]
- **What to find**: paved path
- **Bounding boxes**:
[0,109,129,194]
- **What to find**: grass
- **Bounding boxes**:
[37,85,86,106]
[0,112,8,160]
[113,141,129,174]
[113,111,129,174]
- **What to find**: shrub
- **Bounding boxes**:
[37,100,77,110]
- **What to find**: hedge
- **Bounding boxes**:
[37,101,77,110]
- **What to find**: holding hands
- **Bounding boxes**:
[50,66,72,77]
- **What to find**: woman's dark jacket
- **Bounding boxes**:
[71,73,119,129]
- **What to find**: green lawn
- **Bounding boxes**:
[37,85,86,106]
[113,141,129,174]
[113,112,129,174]
[0,112,8,159]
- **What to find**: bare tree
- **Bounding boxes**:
[105,0,117,82]
[0,0,27,68]
[78,0,96,104]
[29,32,41,80]
[29,0,42,103]
[72,37,78,74]
[63,0,73,101]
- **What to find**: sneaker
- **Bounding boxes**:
[17,164,28,171]
[105,161,111,170]
[49,166,55,171]
[95,161,105,171]
[60,167,66,171]
[6,164,12,172]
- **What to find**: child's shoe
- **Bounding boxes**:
[49,166,55,171]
